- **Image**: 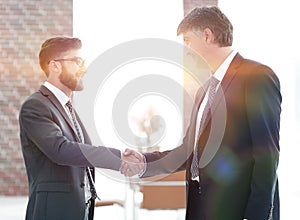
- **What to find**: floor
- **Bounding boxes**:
[1,192,299,219]
[0,196,185,220]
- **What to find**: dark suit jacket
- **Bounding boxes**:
[143,53,281,220]
[19,85,121,220]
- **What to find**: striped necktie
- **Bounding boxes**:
[191,76,219,179]
[66,101,99,200]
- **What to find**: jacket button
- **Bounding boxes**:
[198,186,202,194]
[80,183,85,188]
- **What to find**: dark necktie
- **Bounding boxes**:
[66,101,99,200]
[191,76,219,179]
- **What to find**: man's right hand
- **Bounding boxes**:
[119,148,146,177]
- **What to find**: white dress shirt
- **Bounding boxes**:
[192,50,238,180]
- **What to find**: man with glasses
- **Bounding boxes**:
[19,37,124,220]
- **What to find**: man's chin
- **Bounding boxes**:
[74,82,84,91]
[65,81,83,91]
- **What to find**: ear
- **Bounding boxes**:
[48,60,61,74]
[203,28,214,44]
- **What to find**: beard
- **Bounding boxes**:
[59,67,84,91]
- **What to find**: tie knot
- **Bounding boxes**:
[210,76,219,89]
[66,101,73,111]
[207,76,219,104]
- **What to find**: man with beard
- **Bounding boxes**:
[19,37,130,220]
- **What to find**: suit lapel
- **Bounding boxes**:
[210,53,244,118]
[193,54,244,168]
[197,53,244,147]
[194,80,210,110]
[39,85,81,142]
[217,54,243,99]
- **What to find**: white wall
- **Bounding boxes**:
[73,1,184,219]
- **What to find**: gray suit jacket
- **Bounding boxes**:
[19,85,121,220]
[143,53,281,220]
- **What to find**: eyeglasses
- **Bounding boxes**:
[52,57,85,67]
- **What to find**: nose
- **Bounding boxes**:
[184,42,191,49]
[76,69,86,78]
[184,48,194,58]
[79,64,86,75]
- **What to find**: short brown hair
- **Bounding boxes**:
[39,36,82,76]
[177,6,233,47]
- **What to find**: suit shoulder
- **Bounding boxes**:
[240,58,272,73]
[238,58,279,84]
[20,90,50,112]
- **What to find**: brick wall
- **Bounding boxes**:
[0,0,72,196]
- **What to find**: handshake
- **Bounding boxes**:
[119,148,146,177]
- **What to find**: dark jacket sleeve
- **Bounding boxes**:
[142,122,195,177]
[19,97,121,170]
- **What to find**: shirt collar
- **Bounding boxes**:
[213,50,238,83]
[43,81,71,107]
